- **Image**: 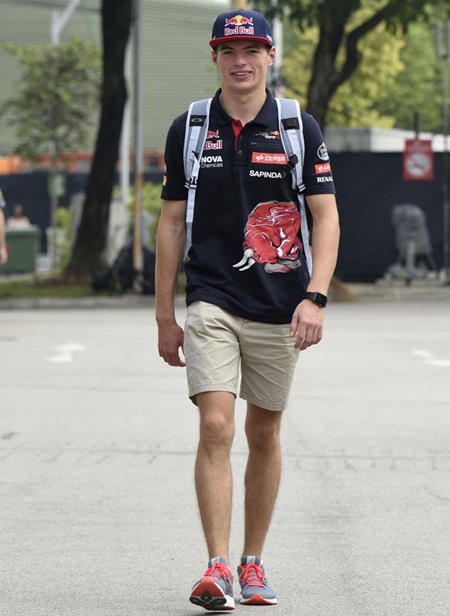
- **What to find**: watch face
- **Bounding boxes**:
[306,292,327,307]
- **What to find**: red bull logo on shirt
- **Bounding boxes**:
[205,130,223,151]
[224,14,254,37]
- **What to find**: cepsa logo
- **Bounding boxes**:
[252,152,287,165]
[315,162,331,175]
[225,14,254,36]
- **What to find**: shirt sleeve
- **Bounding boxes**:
[160,114,189,202]
[301,111,336,196]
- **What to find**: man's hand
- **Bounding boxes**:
[0,245,7,265]
[157,321,186,367]
[290,300,324,351]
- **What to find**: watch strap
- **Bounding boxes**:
[304,291,328,307]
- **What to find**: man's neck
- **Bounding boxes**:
[219,88,267,125]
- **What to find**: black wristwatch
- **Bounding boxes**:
[304,291,328,308]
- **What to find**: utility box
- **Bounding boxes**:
[0,226,40,274]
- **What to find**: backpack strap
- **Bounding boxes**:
[183,98,212,261]
[275,97,312,275]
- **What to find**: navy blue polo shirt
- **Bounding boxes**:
[161,89,336,324]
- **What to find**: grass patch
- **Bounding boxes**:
[0,276,95,298]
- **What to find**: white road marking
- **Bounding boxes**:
[46,343,86,363]
[412,349,433,359]
[54,343,85,353]
[425,358,450,368]
[413,349,450,368]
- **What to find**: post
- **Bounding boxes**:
[435,20,450,281]
[49,0,81,272]
[120,46,131,223]
[413,111,420,138]
[444,22,450,278]
[48,141,59,272]
[132,0,143,289]
[51,0,82,44]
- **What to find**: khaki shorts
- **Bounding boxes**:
[184,301,300,411]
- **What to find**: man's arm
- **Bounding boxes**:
[155,199,187,367]
[290,193,340,350]
[0,209,8,265]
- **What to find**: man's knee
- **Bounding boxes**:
[245,407,282,452]
[198,392,235,451]
[200,412,234,447]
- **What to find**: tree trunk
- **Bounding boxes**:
[64,0,132,281]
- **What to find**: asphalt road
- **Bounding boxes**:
[1,299,449,616]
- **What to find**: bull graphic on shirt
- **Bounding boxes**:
[233,200,302,273]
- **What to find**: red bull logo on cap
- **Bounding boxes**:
[224,14,254,37]
[210,10,273,49]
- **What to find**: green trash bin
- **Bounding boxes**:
[0,226,40,274]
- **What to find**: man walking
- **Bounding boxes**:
[155,8,339,610]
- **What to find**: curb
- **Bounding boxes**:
[1,284,450,310]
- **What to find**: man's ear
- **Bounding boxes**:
[268,47,276,66]
[211,49,218,67]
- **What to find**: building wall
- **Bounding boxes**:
[0,0,229,156]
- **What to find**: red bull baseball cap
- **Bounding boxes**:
[210,9,273,49]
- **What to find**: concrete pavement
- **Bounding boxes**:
[1,300,449,615]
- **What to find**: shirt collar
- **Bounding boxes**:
[212,88,275,128]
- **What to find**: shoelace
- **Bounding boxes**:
[238,563,265,587]
[205,562,233,584]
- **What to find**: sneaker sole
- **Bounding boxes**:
[190,577,235,611]
[240,593,277,605]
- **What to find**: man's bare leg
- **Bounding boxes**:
[242,403,282,556]
[195,391,236,563]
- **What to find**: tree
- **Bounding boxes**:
[282,15,404,128]
[65,0,133,281]
[376,17,443,132]
[2,37,101,161]
[255,0,450,128]
[1,37,101,271]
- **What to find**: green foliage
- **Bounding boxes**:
[0,279,94,298]
[134,182,162,249]
[254,0,449,31]
[376,19,443,132]
[329,27,403,127]
[283,12,403,127]
[49,207,72,272]
[257,0,450,127]
[1,37,101,161]
[273,1,448,130]
[114,181,162,249]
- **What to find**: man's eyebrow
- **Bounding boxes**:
[219,44,262,51]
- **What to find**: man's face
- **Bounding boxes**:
[212,40,275,94]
